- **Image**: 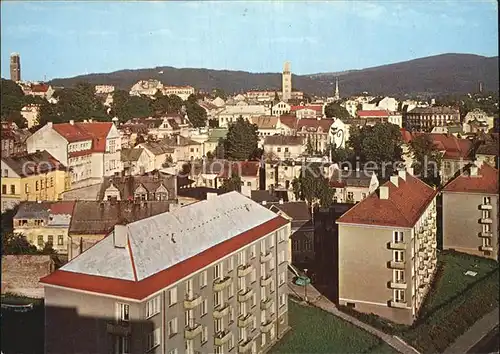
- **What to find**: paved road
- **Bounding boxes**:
[468,326,499,354]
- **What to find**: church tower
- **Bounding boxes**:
[282,61,292,102]
[334,77,340,100]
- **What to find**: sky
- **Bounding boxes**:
[1,1,498,81]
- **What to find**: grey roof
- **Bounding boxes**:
[264,135,304,146]
[408,106,459,115]
[177,187,225,200]
[250,190,280,203]
[268,202,311,222]
[330,169,375,188]
[62,192,285,281]
[98,173,177,201]
[140,141,175,155]
[2,150,67,177]
[69,201,171,235]
[121,148,144,162]
[14,202,51,220]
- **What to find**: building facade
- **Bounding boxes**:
[337,170,438,324]
[41,192,291,354]
[442,162,498,260]
[282,62,292,102]
[404,107,460,132]
[10,52,21,82]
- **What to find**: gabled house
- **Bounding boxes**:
[98,173,177,202]
[135,141,175,171]
[120,148,150,175]
[263,135,305,161]
[330,168,379,203]
[442,161,498,260]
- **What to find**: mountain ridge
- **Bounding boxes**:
[48,53,499,97]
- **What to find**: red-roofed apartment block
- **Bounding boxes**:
[336,169,438,325]
[290,104,325,119]
[26,120,121,187]
[442,161,499,260]
[40,192,291,354]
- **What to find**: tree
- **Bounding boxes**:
[208,119,219,128]
[212,88,227,100]
[219,172,242,193]
[186,101,207,128]
[327,143,352,162]
[292,164,334,208]
[0,79,28,127]
[1,232,38,255]
[409,134,442,187]
[348,123,403,165]
[324,102,350,119]
[223,116,259,160]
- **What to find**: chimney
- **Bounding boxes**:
[390,175,399,187]
[398,170,406,181]
[113,224,128,248]
[470,165,478,176]
[379,186,389,200]
[207,192,218,201]
[406,167,414,176]
[69,120,74,125]
[279,198,284,204]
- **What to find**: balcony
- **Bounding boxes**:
[479,218,493,224]
[480,231,493,238]
[213,303,230,319]
[260,251,272,263]
[214,330,232,346]
[184,294,202,309]
[260,274,273,287]
[389,281,407,290]
[185,323,202,340]
[389,300,407,309]
[238,339,253,353]
[238,288,254,302]
[213,276,232,291]
[480,204,493,210]
[238,264,253,277]
[387,242,406,250]
[238,314,253,328]
[388,261,405,270]
[261,320,274,333]
[480,245,494,252]
[261,298,273,310]
[106,321,131,335]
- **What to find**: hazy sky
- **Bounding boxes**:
[1,1,498,81]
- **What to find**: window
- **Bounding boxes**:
[168,287,177,306]
[185,309,194,328]
[482,210,491,219]
[228,283,234,298]
[10,185,15,195]
[483,237,492,247]
[252,315,257,330]
[214,345,223,354]
[117,303,130,322]
[393,231,404,244]
[227,257,234,272]
[214,262,223,280]
[483,224,491,233]
[146,296,160,318]
[393,270,404,283]
[261,239,266,254]
[229,306,234,324]
[35,181,39,191]
[239,301,247,316]
[251,293,257,308]
[361,193,367,199]
[250,268,256,283]
[214,290,222,308]
[167,318,178,336]
[2,169,7,177]
[239,327,246,342]
[261,333,267,347]
[394,250,404,263]
[146,328,160,351]
[186,278,193,297]
[200,271,207,288]
[250,245,256,259]
[50,177,54,187]
[238,251,246,266]
[214,318,223,333]
[278,250,285,264]
[279,272,286,286]
[57,235,64,246]
[269,235,275,248]
[37,235,44,246]
[201,326,208,344]
[278,229,285,243]
[347,191,354,200]
[201,299,208,316]
[483,196,491,205]
[25,184,29,193]
[279,293,287,307]
[394,289,405,303]
[116,336,130,354]
[169,349,178,354]
[1,185,6,194]
[47,235,53,245]
[228,333,235,350]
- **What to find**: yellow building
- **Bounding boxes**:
[1,150,71,212]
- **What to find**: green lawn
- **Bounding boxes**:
[340,251,499,354]
[270,301,399,354]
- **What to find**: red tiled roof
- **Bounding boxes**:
[53,122,113,153]
[357,110,389,118]
[337,173,437,228]
[218,161,260,178]
[290,105,323,112]
[49,201,76,215]
[400,132,474,160]
[400,128,413,143]
[31,84,50,93]
[69,150,92,158]
[40,216,288,300]
[297,119,334,132]
[278,115,299,129]
[443,163,498,194]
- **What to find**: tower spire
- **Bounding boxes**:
[334,77,340,100]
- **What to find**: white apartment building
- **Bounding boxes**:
[162,86,196,101]
[217,105,271,128]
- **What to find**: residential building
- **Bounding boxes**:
[95,85,115,94]
[403,107,460,132]
[330,168,380,203]
[250,116,280,146]
[217,105,271,128]
[161,86,195,101]
[121,148,150,175]
[66,200,171,260]
[290,105,324,119]
[22,83,55,101]
[356,110,389,124]
[136,141,175,172]
[10,52,21,82]
[26,121,122,187]
[245,90,281,103]
[41,192,291,354]
[463,109,495,134]
[118,123,148,149]
[263,136,305,161]
[1,151,70,212]
[442,162,498,260]
[340,100,358,118]
[129,79,163,97]
[282,61,292,102]
[271,101,291,116]
[198,100,223,120]
[203,128,228,156]
[20,104,41,128]
[475,133,499,168]
[337,169,438,324]
[1,128,30,157]
[13,201,75,254]
[388,112,403,128]
[98,173,177,202]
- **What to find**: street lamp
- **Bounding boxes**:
[304,268,308,302]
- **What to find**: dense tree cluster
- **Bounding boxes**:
[409,135,442,187]
[292,164,334,208]
[221,116,259,160]
[219,172,242,193]
[434,92,499,119]
[324,102,351,119]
